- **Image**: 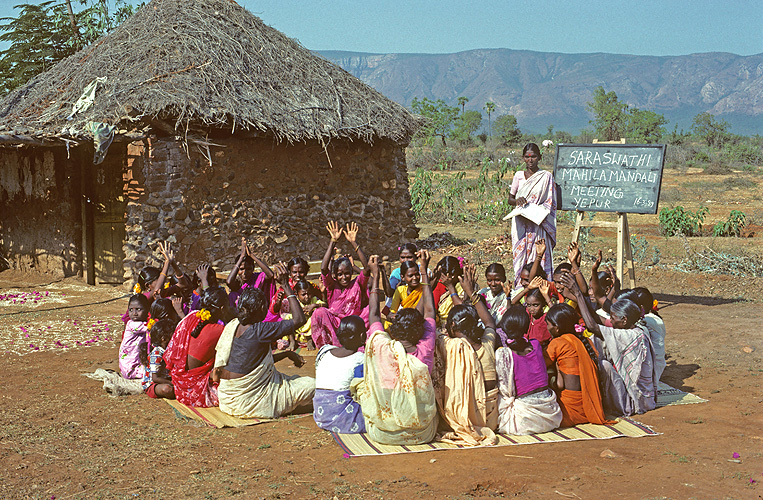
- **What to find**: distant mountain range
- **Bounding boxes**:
[319,49,763,135]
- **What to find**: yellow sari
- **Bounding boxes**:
[385,285,423,329]
[353,328,437,445]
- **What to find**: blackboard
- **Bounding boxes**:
[553,144,666,214]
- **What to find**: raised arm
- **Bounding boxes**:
[343,222,369,275]
[589,250,608,309]
[559,272,602,337]
[276,262,305,328]
[321,221,343,275]
[459,263,495,329]
[153,242,173,298]
[227,237,248,287]
[196,263,210,291]
[380,264,394,298]
[367,255,382,326]
[248,243,275,280]
[568,242,589,297]
[417,250,435,321]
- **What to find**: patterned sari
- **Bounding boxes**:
[509,169,556,287]
[354,328,437,445]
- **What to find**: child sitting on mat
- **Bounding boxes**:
[140,319,175,399]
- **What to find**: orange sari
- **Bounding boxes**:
[547,334,612,426]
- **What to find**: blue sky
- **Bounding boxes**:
[0,0,761,56]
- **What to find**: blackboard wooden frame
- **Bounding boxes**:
[553,143,667,215]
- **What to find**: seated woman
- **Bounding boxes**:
[163,287,231,407]
[545,303,610,427]
[313,315,366,434]
[434,263,500,446]
[495,304,563,435]
[213,264,314,419]
[384,260,423,328]
[311,221,370,349]
[354,253,437,445]
[563,272,656,416]
[431,256,464,325]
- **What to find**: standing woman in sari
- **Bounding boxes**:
[507,143,556,287]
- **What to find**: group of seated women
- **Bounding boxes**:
[118,223,666,446]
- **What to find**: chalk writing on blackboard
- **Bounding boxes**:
[553,144,666,214]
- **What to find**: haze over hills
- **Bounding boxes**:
[319,49,763,135]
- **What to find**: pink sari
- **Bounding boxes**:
[311,272,369,349]
[510,169,556,287]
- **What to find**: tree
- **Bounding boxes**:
[586,86,629,141]
[493,114,521,145]
[457,96,469,115]
[691,112,731,148]
[450,110,482,143]
[410,97,460,146]
[0,0,141,96]
[483,101,496,136]
[627,108,668,143]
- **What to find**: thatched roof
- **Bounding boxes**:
[0,0,421,145]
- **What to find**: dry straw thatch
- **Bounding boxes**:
[0,0,421,145]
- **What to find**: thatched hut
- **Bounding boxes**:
[0,0,421,283]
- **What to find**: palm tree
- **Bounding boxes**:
[457,96,469,115]
[484,101,496,136]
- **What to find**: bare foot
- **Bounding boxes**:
[306,339,316,351]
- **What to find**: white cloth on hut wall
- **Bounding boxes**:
[86,122,117,165]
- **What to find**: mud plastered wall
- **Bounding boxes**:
[0,147,81,276]
[124,136,418,279]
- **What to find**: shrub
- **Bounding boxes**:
[712,210,747,237]
[703,160,733,175]
[658,206,709,236]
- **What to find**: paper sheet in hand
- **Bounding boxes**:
[502,203,550,225]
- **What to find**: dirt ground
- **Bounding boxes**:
[1,230,762,500]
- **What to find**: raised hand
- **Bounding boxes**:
[459,263,478,296]
[558,272,579,295]
[567,242,581,267]
[416,249,431,269]
[158,241,174,262]
[538,279,550,295]
[239,237,248,258]
[273,262,290,286]
[368,254,380,275]
[592,249,603,272]
[326,221,343,242]
[343,222,359,244]
[196,263,209,280]
[528,276,545,290]
[535,238,546,259]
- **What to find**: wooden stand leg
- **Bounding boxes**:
[616,213,625,286]
[570,210,584,245]
[622,215,636,288]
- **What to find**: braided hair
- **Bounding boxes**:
[190,287,229,338]
[546,303,598,364]
[139,318,175,366]
[498,304,531,352]
[149,298,179,326]
[446,304,484,343]
[337,315,367,352]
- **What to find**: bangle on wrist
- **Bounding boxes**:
[450,292,459,298]
[286,294,296,299]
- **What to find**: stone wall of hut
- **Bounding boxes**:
[124,135,418,280]
[0,147,82,276]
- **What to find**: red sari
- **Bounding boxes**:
[164,313,222,407]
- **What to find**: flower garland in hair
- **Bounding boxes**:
[196,309,212,322]
[652,299,659,313]
[133,283,142,294]
[456,256,465,267]
[164,282,171,290]
[146,318,156,330]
